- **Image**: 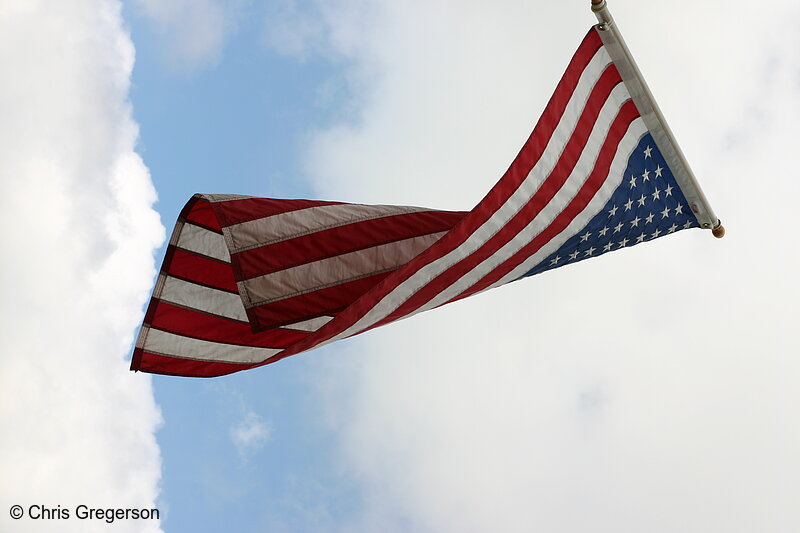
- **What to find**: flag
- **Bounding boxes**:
[132,26,717,377]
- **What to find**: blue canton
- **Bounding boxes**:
[519,132,699,280]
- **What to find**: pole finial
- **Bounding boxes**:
[712,221,725,238]
[592,0,607,12]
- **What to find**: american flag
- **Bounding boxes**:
[132,28,708,377]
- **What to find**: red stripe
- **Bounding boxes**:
[255,28,606,362]
[209,197,345,227]
[233,210,464,280]
[183,197,222,231]
[452,100,641,301]
[247,271,392,330]
[148,300,310,348]
[166,247,238,292]
[373,65,623,325]
[133,348,257,377]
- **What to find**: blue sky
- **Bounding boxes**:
[2,1,800,532]
[127,4,325,207]
[124,3,363,531]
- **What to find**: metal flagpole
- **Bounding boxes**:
[590,0,724,238]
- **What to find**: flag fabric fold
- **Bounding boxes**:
[132,27,706,377]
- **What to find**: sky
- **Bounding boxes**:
[1,0,799,532]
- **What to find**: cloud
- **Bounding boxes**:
[262,0,327,59]
[0,1,165,532]
[284,1,800,531]
[131,0,247,72]
[230,410,271,459]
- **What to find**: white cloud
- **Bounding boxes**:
[0,1,165,532]
[286,1,800,531]
[230,410,271,459]
[131,0,247,71]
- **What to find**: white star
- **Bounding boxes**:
[683,220,694,229]
[644,145,653,158]
[584,247,596,257]
[637,194,646,207]
[636,232,646,243]
[675,203,684,215]
[599,226,609,237]
[651,228,662,239]
[630,215,641,228]
[664,183,673,197]
[618,237,629,248]
[661,206,671,219]
[608,205,618,217]
[613,222,624,233]
[550,255,561,266]
[655,165,663,178]
[624,198,633,211]
[642,168,651,182]
[569,250,580,260]
[580,231,592,242]
[668,223,678,233]
[603,242,613,252]
[652,188,661,201]
[629,175,637,188]
[645,212,655,224]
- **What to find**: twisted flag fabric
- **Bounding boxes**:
[132,28,705,377]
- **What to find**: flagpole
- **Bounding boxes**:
[590,0,724,238]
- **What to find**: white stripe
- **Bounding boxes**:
[177,223,230,262]
[282,315,333,332]
[240,232,447,306]
[311,45,618,346]
[144,328,282,363]
[160,276,247,321]
[415,86,635,314]
[224,203,431,252]
[202,193,254,203]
